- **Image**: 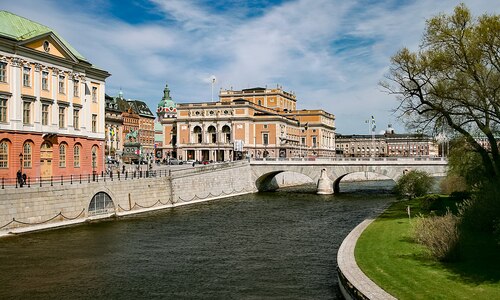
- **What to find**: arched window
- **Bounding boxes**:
[74,144,81,167]
[0,140,8,168]
[59,143,66,167]
[207,125,216,143]
[88,192,115,216]
[193,126,202,143]
[222,125,231,143]
[23,142,32,168]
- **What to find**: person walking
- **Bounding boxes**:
[16,170,23,187]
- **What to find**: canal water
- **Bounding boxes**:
[0,181,395,299]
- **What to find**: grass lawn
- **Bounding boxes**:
[355,198,500,299]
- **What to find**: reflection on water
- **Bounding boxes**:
[0,180,395,300]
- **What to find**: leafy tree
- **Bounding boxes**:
[446,137,487,189]
[381,4,500,185]
[394,170,434,199]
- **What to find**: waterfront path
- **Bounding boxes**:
[337,216,397,299]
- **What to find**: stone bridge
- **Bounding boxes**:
[250,157,447,193]
[0,158,447,235]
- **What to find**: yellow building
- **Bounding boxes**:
[0,11,110,179]
[159,85,336,161]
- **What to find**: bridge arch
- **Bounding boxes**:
[255,170,314,192]
[332,171,395,193]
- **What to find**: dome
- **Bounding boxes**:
[157,83,177,115]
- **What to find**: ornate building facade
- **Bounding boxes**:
[0,11,110,179]
[159,85,336,161]
[104,94,123,158]
[336,125,438,157]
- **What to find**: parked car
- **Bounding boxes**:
[106,157,118,164]
[169,158,183,165]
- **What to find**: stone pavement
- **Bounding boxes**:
[337,218,397,300]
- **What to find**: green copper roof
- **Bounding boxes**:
[0,10,87,62]
[158,83,176,109]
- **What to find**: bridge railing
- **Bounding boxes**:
[251,156,446,162]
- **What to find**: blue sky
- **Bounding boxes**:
[4,0,500,134]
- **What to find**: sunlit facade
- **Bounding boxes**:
[0,11,110,179]
[159,85,336,161]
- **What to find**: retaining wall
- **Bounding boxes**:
[0,162,254,236]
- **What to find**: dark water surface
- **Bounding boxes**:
[0,181,395,299]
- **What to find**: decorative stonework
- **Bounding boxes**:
[11,57,22,67]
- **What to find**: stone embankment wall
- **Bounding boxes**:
[0,162,254,236]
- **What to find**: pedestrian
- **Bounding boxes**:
[17,170,23,187]
[22,173,27,185]
[122,165,125,174]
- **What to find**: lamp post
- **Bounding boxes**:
[92,152,96,181]
[19,153,23,173]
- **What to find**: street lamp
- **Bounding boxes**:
[92,152,96,181]
[19,152,23,173]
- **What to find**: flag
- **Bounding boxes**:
[371,116,376,132]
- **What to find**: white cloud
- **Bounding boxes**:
[3,0,500,133]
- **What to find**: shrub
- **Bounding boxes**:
[412,210,460,261]
[459,184,500,233]
[440,174,467,194]
[449,191,472,202]
[394,170,434,200]
[419,194,442,211]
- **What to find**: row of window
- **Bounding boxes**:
[0,62,98,101]
[0,140,98,169]
[0,98,97,132]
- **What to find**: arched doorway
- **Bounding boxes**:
[88,192,115,216]
[40,142,53,178]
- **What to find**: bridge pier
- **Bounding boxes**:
[317,169,333,194]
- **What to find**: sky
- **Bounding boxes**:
[3,0,500,134]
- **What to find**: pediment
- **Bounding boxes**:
[19,33,79,63]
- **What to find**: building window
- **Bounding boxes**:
[59,144,66,167]
[73,109,79,130]
[0,62,6,82]
[23,101,31,124]
[58,75,65,94]
[23,67,31,87]
[92,86,97,102]
[23,142,32,168]
[73,80,79,97]
[312,136,317,148]
[263,133,269,145]
[92,114,97,132]
[42,104,49,125]
[74,144,80,167]
[42,71,49,90]
[0,141,8,168]
[0,98,7,122]
[59,106,65,128]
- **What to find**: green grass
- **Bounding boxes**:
[355,197,500,299]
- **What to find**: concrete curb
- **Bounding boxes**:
[337,217,397,300]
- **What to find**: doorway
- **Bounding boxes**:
[40,142,53,178]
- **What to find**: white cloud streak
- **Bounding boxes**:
[3,0,500,133]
